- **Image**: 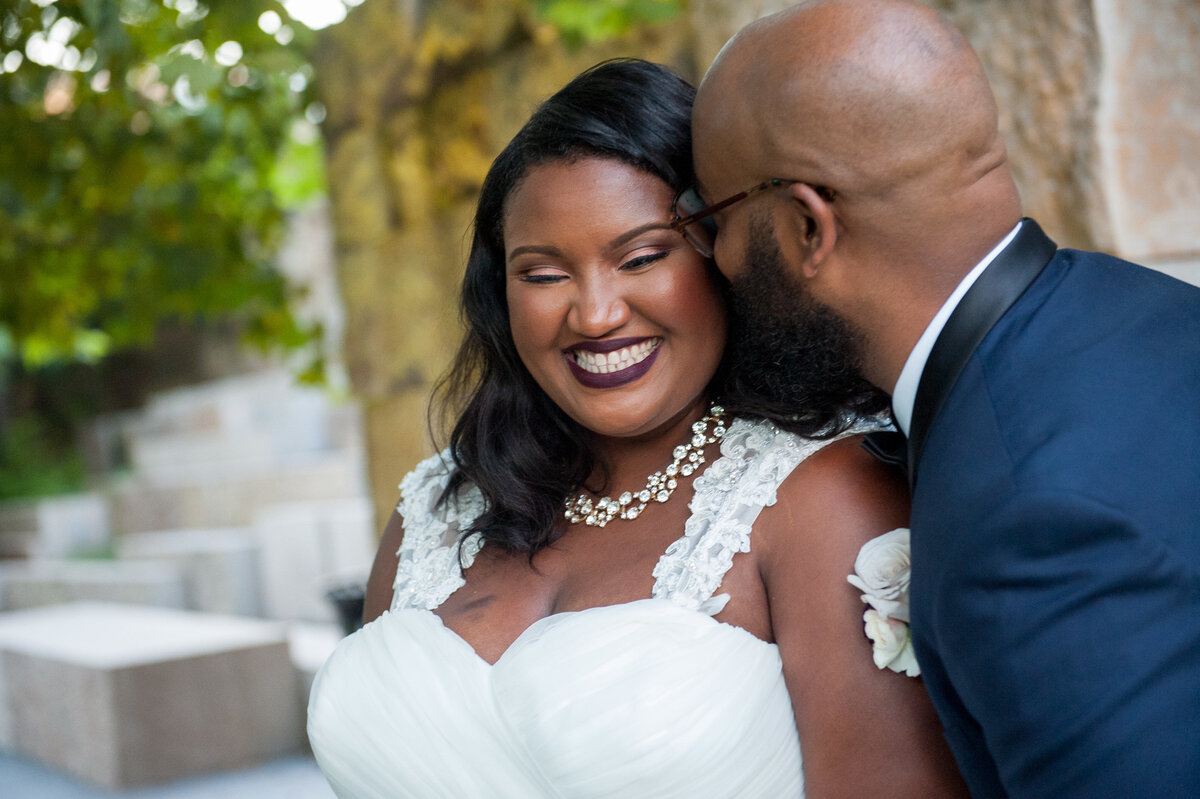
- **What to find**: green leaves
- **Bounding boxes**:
[0,0,321,367]
[532,0,683,46]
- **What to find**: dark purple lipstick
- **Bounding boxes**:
[564,337,661,389]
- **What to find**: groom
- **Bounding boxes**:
[684,1,1200,797]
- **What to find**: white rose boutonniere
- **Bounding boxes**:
[848,528,919,677]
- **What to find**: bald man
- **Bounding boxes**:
[682,1,1200,797]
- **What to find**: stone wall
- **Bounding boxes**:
[317,0,1200,531]
[1093,0,1200,271]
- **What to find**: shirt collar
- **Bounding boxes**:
[890,222,1022,436]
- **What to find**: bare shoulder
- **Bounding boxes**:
[362,507,406,624]
[755,434,909,573]
[758,434,968,798]
[756,432,910,668]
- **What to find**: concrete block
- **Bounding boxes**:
[0,493,111,559]
[116,529,264,616]
[254,498,375,622]
[287,621,342,726]
[0,602,302,789]
[0,560,186,612]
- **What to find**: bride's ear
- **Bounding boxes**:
[786,182,838,278]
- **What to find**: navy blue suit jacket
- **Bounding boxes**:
[907,221,1200,797]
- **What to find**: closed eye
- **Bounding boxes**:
[619,251,670,271]
[518,272,568,284]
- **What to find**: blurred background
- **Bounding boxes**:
[0,0,1196,795]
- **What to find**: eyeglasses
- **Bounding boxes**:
[669,179,834,257]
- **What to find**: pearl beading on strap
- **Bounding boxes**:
[564,404,728,528]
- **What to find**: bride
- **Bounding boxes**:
[307,59,966,798]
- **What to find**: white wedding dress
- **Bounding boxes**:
[308,418,861,798]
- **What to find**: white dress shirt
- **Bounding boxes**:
[891,222,1023,436]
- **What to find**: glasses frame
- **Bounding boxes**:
[669,179,835,257]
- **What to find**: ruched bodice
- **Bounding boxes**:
[308,418,867,798]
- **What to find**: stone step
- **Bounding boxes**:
[107,454,368,534]
[0,560,186,613]
[85,368,366,485]
[0,493,111,559]
[116,529,263,617]
[253,498,375,623]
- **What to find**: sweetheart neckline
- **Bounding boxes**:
[380,597,778,667]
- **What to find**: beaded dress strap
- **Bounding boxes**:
[390,451,484,612]
[651,417,879,615]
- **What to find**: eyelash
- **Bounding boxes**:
[518,251,670,284]
[620,251,669,271]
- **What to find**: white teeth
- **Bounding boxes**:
[572,339,659,375]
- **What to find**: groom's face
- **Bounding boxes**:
[724,215,876,413]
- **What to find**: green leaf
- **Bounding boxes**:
[533,0,683,46]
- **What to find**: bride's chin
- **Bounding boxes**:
[578,398,707,444]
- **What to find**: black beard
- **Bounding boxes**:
[720,216,889,436]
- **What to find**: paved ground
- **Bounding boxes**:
[0,753,336,799]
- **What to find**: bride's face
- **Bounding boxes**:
[503,157,728,439]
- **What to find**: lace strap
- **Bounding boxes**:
[652,417,880,615]
[390,451,485,611]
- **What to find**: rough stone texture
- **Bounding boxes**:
[0,603,301,789]
[0,560,186,612]
[930,0,1108,250]
[116,529,264,617]
[1094,0,1200,263]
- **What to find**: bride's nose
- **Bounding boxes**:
[567,277,631,337]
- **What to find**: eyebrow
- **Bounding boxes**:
[507,244,564,264]
[605,222,675,251]
[506,222,675,265]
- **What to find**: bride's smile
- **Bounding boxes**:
[565,336,661,387]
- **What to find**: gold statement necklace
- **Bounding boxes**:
[564,404,728,528]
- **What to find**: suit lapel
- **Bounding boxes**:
[907,219,1058,487]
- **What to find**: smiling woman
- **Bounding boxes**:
[306,59,969,799]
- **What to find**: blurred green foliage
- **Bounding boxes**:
[0,0,325,368]
[533,0,683,46]
[0,415,86,500]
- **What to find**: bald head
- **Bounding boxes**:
[693,0,1023,392]
[695,0,1019,234]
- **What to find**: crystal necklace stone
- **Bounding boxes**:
[563,404,726,528]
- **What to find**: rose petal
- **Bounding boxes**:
[887,639,921,677]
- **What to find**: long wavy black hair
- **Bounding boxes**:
[433,59,699,556]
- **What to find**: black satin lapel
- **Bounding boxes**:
[907,219,1058,487]
[862,430,908,472]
